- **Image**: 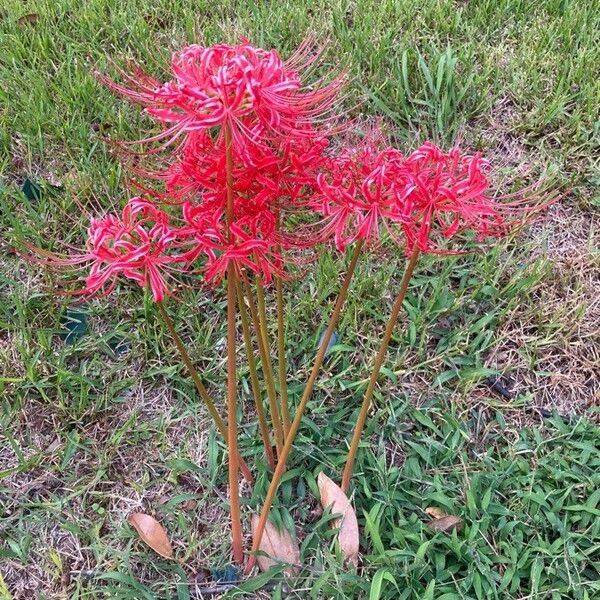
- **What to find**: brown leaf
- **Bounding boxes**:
[17,13,38,25]
[317,472,359,565]
[45,438,62,453]
[181,499,197,511]
[425,507,447,520]
[251,516,300,576]
[127,512,174,559]
[428,515,464,533]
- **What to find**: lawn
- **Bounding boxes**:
[1,0,599,598]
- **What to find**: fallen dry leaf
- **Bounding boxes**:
[428,515,464,533]
[317,472,359,565]
[17,13,38,25]
[181,499,197,511]
[45,438,62,453]
[128,512,174,559]
[251,516,300,576]
[425,506,447,520]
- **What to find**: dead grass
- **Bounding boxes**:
[486,202,599,420]
[0,380,237,599]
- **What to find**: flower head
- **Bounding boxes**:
[312,137,409,251]
[99,40,343,286]
[396,142,554,254]
[140,128,328,209]
[182,198,283,285]
[130,126,330,283]
[28,198,191,302]
[101,40,343,162]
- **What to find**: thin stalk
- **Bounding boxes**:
[340,246,420,493]
[236,282,275,469]
[245,240,364,574]
[275,274,290,435]
[224,123,243,564]
[244,279,284,457]
[275,209,290,436]
[156,301,252,483]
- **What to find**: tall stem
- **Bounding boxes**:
[236,282,275,469]
[156,301,252,484]
[275,274,290,436]
[224,123,243,564]
[244,279,284,457]
[245,240,364,574]
[340,246,420,493]
[275,209,291,436]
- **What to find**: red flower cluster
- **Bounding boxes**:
[102,40,343,163]
[397,142,554,254]
[33,198,189,302]
[133,129,330,284]
[312,137,409,251]
[398,143,495,253]
[312,137,551,256]
[29,41,552,303]
[181,195,284,284]
[98,40,341,292]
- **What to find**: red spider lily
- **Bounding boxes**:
[28,198,192,302]
[182,200,284,285]
[100,40,344,162]
[100,39,341,289]
[135,129,328,213]
[395,142,554,254]
[127,127,330,283]
[312,141,410,252]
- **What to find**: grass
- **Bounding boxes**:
[0,0,599,598]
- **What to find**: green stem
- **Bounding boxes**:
[224,122,243,564]
[245,240,364,574]
[236,282,275,469]
[275,208,290,436]
[156,301,252,484]
[244,279,284,457]
[340,246,420,493]
[275,274,290,436]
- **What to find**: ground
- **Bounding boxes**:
[0,1,599,599]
